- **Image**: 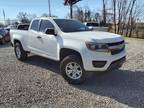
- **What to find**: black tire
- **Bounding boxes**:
[60,55,86,84]
[14,42,27,61]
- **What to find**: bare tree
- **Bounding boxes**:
[112,0,117,33]
[17,12,37,23]
[126,0,137,37]
[17,12,30,23]
[111,0,144,37]
[73,6,84,22]
[73,6,101,23]
[120,0,131,35]
[95,13,100,22]
[129,1,144,37]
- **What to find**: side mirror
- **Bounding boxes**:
[45,28,56,35]
[88,26,93,31]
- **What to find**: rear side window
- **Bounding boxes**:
[30,20,39,31]
[39,20,54,33]
[17,25,29,30]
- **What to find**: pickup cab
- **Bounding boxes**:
[10,17,126,84]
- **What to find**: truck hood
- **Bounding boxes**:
[63,31,124,43]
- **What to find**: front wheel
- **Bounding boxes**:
[14,42,27,61]
[60,55,86,84]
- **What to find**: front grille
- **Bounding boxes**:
[111,47,125,55]
[107,56,126,71]
[107,40,124,46]
[107,40,125,55]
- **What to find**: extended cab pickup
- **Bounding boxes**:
[10,17,126,84]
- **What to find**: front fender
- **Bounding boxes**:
[60,38,85,58]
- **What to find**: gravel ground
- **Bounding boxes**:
[0,37,144,108]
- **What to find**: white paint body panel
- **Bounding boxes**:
[10,18,126,71]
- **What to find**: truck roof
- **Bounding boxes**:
[32,17,76,21]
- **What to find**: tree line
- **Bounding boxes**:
[111,0,144,37]
[1,12,55,26]
[65,0,144,37]
[1,0,144,38]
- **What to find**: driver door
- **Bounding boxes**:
[38,20,58,59]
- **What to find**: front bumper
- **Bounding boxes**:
[107,56,126,71]
[82,48,126,72]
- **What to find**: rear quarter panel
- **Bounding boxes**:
[10,30,30,51]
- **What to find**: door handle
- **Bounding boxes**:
[37,36,42,39]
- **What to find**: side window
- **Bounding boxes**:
[30,20,39,31]
[39,20,54,33]
[17,25,29,30]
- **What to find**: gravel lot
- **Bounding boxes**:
[0,37,144,108]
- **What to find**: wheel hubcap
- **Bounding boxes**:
[65,62,82,80]
[16,46,21,58]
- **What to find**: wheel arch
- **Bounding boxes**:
[13,39,29,52]
[14,39,21,44]
[60,48,83,62]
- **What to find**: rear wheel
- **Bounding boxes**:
[14,42,27,61]
[60,55,86,84]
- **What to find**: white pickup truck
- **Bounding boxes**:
[10,17,126,84]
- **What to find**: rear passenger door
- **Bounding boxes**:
[28,19,42,53]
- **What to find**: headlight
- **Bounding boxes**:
[86,42,109,52]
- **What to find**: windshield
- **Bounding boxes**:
[54,19,89,33]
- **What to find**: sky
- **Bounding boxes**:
[0,0,104,21]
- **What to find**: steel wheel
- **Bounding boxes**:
[15,45,21,59]
[14,42,27,61]
[65,62,82,80]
